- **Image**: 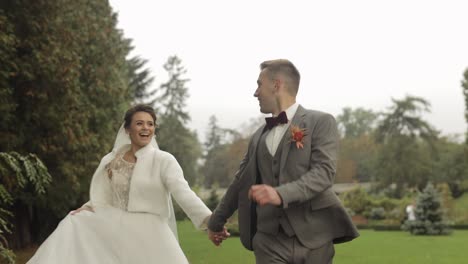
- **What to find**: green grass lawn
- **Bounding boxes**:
[178,221,254,264]
[178,221,468,264]
[453,193,468,224]
[333,229,467,264]
[14,221,468,264]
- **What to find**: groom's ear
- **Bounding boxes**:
[274,78,285,94]
[274,79,281,91]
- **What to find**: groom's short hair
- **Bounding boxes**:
[260,59,300,96]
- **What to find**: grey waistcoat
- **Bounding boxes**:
[256,130,294,236]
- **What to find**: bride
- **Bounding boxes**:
[28,104,228,263]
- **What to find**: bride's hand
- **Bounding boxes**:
[208,227,230,246]
[70,205,94,215]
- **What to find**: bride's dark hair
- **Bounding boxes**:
[123,104,157,129]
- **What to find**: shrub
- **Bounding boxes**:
[437,183,455,219]
[345,207,355,217]
[402,183,452,235]
[341,187,372,215]
[369,207,386,220]
[452,193,468,224]
[204,189,220,211]
[371,197,400,211]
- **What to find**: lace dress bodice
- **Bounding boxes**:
[106,152,135,210]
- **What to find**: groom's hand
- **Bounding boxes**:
[249,184,282,206]
[208,227,230,246]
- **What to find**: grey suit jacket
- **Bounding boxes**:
[208,105,359,250]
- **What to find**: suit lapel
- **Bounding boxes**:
[279,105,306,174]
[251,124,267,149]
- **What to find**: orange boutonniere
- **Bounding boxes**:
[290,125,307,149]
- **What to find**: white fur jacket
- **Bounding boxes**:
[85,143,211,229]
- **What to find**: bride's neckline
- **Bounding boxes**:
[120,152,136,164]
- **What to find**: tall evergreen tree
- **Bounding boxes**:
[127,55,155,103]
[0,9,17,151]
[374,96,439,197]
[155,56,201,185]
[376,96,438,143]
[204,115,222,152]
[153,55,190,124]
[462,68,468,144]
[0,0,137,248]
[201,115,252,188]
[202,115,226,187]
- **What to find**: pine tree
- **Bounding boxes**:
[402,183,451,235]
[153,55,190,124]
[205,188,220,211]
[0,9,17,152]
[201,115,225,187]
[374,96,439,197]
[154,56,201,185]
[462,68,468,144]
[127,54,155,103]
[204,115,222,151]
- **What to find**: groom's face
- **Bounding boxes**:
[254,70,277,114]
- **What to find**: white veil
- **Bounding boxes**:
[112,123,159,151]
[112,123,178,240]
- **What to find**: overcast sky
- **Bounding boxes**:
[109,0,468,142]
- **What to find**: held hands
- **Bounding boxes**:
[70,205,94,215]
[208,227,230,246]
[248,184,282,206]
[206,184,281,246]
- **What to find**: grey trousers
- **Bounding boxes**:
[252,231,334,264]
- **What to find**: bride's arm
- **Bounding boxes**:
[161,154,211,229]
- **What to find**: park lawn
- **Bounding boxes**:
[14,221,468,264]
[334,229,467,264]
[453,193,468,223]
[178,220,467,264]
[178,220,254,264]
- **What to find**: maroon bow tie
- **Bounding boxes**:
[265,111,288,129]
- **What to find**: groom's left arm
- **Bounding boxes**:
[274,113,338,208]
[208,146,251,231]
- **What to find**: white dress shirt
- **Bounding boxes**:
[265,103,299,155]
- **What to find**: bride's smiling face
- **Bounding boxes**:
[126,111,155,150]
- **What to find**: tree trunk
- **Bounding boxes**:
[6,202,32,250]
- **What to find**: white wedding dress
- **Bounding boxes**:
[28,152,191,264]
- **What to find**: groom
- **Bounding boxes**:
[208,59,359,263]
